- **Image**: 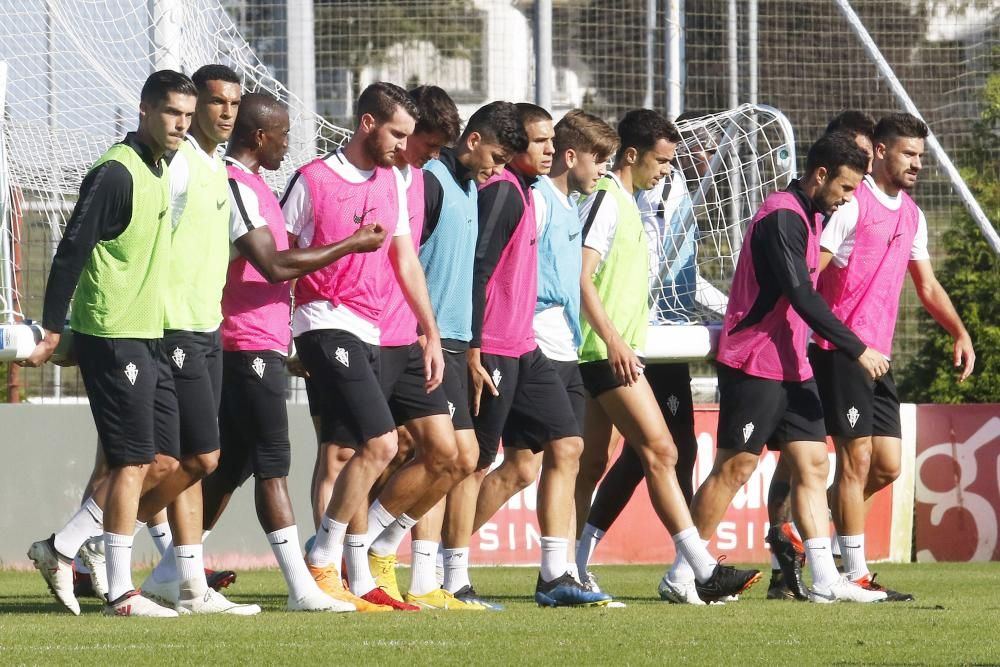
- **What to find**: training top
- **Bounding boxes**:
[578,172,649,362]
[716,181,866,381]
[420,148,479,342]
[380,165,425,347]
[164,136,231,332]
[532,175,583,362]
[221,157,292,353]
[473,168,539,358]
[813,175,927,358]
[283,149,410,344]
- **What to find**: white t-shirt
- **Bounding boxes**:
[580,171,630,261]
[531,177,579,362]
[223,156,266,245]
[169,135,224,230]
[822,175,930,268]
[281,149,410,344]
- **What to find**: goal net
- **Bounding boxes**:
[645,103,797,361]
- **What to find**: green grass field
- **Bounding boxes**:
[2,563,999,665]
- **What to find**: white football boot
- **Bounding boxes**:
[78,536,109,600]
[658,575,706,606]
[103,590,179,617]
[139,572,180,607]
[287,588,356,613]
[809,575,888,603]
[27,537,80,615]
[177,588,262,615]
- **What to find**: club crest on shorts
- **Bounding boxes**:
[251,356,266,378]
[124,362,138,386]
[335,347,349,367]
[491,368,502,390]
[667,394,680,416]
[171,347,186,369]
[847,406,860,429]
[448,401,456,418]
[743,421,755,443]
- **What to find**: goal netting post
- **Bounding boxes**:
[645,103,797,361]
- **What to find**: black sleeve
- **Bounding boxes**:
[470,181,523,347]
[420,171,445,245]
[42,162,133,331]
[756,210,867,358]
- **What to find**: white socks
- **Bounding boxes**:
[151,543,179,583]
[345,534,376,596]
[575,524,604,576]
[838,533,868,581]
[53,497,104,560]
[175,544,208,597]
[409,540,440,597]
[147,522,172,557]
[370,513,417,557]
[104,532,134,601]
[805,537,840,589]
[364,501,396,547]
[672,528,717,582]
[540,536,568,582]
[267,526,319,600]
[442,547,471,593]
[308,515,348,569]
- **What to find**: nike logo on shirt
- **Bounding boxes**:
[216,199,227,210]
[354,207,376,225]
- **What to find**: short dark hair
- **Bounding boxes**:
[140,69,197,106]
[231,92,287,148]
[357,81,419,125]
[192,64,241,92]
[462,101,528,154]
[409,85,461,144]
[615,109,681,161]
[515,102,552,126]
[805,131,870,177]
[825,110,876,141]
[874,112,929,146]
[554,109,619,161]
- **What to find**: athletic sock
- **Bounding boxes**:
[668,550,694,582]
[175,544,208,597]
[267,526,318,600]
[540,536,569,582]
[151,543,178,583]
[838,533,868,581]
[673,528,717,582]
[308,515,347,568]
[364,501,396,548]
[370,513,417,557]
[53,497,104,560]
[442,547,471,594]
[831,527,842,557]
[409,540,440,597]
[147,522,172,557]
[133,520,146,536]
[345,534,376,596]
[104,532,135,601]
[575,523,604,576]
[566,560,580,583]
[805,537,840,589]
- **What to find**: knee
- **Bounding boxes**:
[549,437,583,468]
[718,455,757,489]
[148,454,180,484]
[364,434,399,468]
[182,451,219,479]
[513,456,542,489]
[578,447,610,484]
[453,436,480,478]
[424,437,460,477]
[839,440,873,483]
[638,434,679,474]
[869,460,900,489]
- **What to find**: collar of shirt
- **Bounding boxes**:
[437,146,473,187]
[507,165,539,194]
[222,155,255,175]
[786,178,823,220]
[122,131,164,174]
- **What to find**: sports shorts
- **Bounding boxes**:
[442,340,474,431]
[579,356,648,398]
[503,358,585,453]
[646,362,696,448]
[379,342,451,425]
[164,329,222,457]
[808,344,902,439]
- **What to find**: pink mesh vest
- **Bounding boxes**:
[221,165,291,352]
[380,168,425,346]
[479,170,538,357]
[814,180,919,357]
[293,158,399,324]
[716,190,822,381]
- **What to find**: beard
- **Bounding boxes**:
[364,131,395,168]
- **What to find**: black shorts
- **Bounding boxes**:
[474,347,582,468]
[808,344,902,439]
[646,362,696,450]
[295,329,395,448]
[75,332,180,467]
[442,341,474,431]
[503,358,585,453]
[380,343,451,426]
[164,329,222,457]
[716,363,826,455]
[217,351,291,486]
[579,356,648,398]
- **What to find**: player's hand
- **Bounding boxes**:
[608,335,643,387]
[856,346,890,381]
[467,347,498,416]
[350,224,387,253]
[422,334,444,393]
[953,332,975,383]
[18,329,60,368]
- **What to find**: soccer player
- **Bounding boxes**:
[463,103,609,607]
[574,121,726,591]
[576,109,759,604]
[809,112,974,600]
[196,92,383,612]
[468,109,619,578]
[24,70,198,617]
[668,132,890,604]
[284,82,445,611]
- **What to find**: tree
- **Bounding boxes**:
[897,49,1000,403]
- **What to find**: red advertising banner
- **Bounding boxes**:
[915,404,1000,562]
